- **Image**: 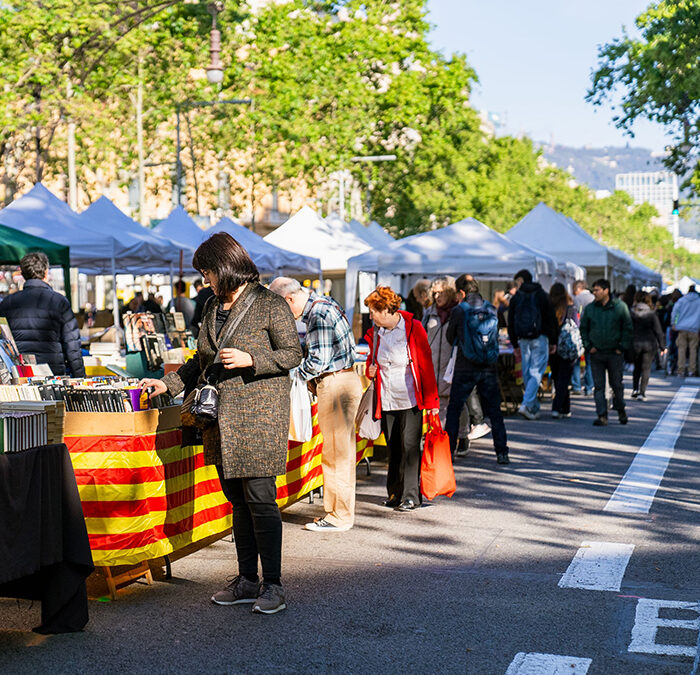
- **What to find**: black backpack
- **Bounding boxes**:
[514,291,542,339]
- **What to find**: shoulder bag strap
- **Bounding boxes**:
[205,285,262,381]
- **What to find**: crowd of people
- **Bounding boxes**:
[2,242,699,619]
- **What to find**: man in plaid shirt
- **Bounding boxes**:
[270,277,363,532]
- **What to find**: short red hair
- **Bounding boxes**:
[364,286,401,314]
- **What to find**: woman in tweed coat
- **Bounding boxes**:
[141,233,302,615]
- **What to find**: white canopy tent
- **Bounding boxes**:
[345,217,556,323]
[208,217,321,276]
[152,206,205,250]
[265,206,373,274]
[507,202,630,288]
[80,197,194,273]
[347,217,394,248]
[0,183,129,273]
[607,248,662,289]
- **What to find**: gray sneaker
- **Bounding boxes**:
[252,583,287,615]
[211,575,259,606]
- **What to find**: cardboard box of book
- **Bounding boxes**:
[63,405,181,437]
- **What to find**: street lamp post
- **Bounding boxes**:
[351,154,397,222]
[174,1,252,208]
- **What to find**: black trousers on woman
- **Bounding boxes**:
[632,342,655,395]
[215,468,282,584]
[550,354,575,415]
[382,407,423,504]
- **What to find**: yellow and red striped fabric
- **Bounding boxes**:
[66,402,374,566]
[66,428,232,567]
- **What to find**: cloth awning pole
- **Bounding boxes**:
[111,254,121,351]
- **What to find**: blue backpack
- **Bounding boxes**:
[459,300,499,365]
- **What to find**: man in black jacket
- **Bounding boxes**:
[507,269,557,420]
[0,252,85,376]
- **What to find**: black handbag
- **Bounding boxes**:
[182,285,261,428]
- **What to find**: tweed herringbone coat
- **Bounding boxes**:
[162,282,302,479]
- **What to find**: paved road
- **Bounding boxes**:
[1,373,698,674]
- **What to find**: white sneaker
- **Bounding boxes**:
[467,422,491,440]
[518,404,538,420]
[304,518,351,532]
[638,394,647,402]
[551,411,560,418]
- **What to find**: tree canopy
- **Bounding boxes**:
[0,0,697,277]
[587,0,700,188]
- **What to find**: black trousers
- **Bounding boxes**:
[446,368,509,455]
[216,468,282,583]
[550,354,575,414]
[589,350,625,417]
[383,407,423,504]
[632,343,655,395]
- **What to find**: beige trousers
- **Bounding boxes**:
[316,370,363,528]
[677,330,699,375]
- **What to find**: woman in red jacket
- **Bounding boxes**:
[364,286,440,511]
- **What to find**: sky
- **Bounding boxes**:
[427,0,671,152]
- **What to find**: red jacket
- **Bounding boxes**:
[364,310,440,418]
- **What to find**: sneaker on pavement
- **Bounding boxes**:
[631,390,639,399]
[551,411,560,418]
[467,423,491,440]
[496,451,510,465]
[618,410,628,425]
[638,394,647,402]
[304,517,351,532]
[561,412,572,418]
[252,583,286,615]
[211,575,259,606]
[518,404,538,420]
[593,416,608,426]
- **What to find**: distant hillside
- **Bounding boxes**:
[537,143,666,192]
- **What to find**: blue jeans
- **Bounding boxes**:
[446,369,508,455]
[571,358,593,393]
[519,335,549,413]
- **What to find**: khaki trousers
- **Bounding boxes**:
[316,370,363,528]
[677,330,699,375]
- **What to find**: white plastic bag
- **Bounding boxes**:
[289,375,313,442]
[355,382,382,440]
[443,345,457,384]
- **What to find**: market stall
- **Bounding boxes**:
[507,202,631,289]
[345,216,557,324]
[1,372,374,597]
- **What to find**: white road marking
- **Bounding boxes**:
[558,541,635,591]
[604,386,698,513]
[505,652,592,674]
[628,598,700,658]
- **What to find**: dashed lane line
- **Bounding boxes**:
[558,542,634,592]
[604,385,698,514]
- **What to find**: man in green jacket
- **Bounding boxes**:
[580,278,633,426]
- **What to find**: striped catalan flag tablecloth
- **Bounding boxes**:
[66,403,374,567]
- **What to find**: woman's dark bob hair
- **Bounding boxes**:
[192,232,259,300]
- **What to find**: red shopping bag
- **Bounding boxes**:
[420,413,456,500]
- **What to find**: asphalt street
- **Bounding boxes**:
[1,372,698,674]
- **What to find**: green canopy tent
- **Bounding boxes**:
[0,223,71,301]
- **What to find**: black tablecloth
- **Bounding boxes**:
[0,444,94,633]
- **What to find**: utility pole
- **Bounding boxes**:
[66,81,78,209]
[34,87,42,182]
[136,56,146,224]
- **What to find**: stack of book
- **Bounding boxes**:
[0,400,65,445]
[0,411,48,452]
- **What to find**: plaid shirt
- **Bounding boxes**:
[296,292,356,381]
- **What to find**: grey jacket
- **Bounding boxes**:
[422,304,454,398]
[162,283,302,479]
